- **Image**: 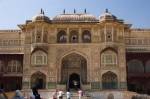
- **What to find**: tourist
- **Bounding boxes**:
[12,90,24,99]
[66,90,71,99]
[78,89,83,99]
[53,89,58,99]
[0,89,8,99]
[58,90,64,99]
[30,87,41,99]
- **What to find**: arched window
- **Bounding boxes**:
[82,30,91,43]
[31,50,47,65]
[57,30,67,43]
[7,60,22,73]
[69,30,78,43]
[101,50,117,66]
[102,71,118,89]
[0,60,4,72]
[127,59,144,73]
[145,60,150,73]
[106,31,112,42]
[108,93,114,99]
[31,72,46,89]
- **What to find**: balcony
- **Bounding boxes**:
[0,39,24,54]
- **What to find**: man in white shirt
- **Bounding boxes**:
[58,90,64,99]
[66,91,71,99]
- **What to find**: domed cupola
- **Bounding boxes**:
[99,9,117,21]
[53,9,98,22]
[32,9,50,22]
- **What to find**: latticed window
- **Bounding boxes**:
[57,30,67,43]
[106,32,112,42]
[31,50,47,65]
[0,60,4,72]
[101,50,117,65]
[69,30,78,43]
[7,60,22,73]
[82,30,91,43]
[105,26,113,42]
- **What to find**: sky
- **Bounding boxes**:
[0,0,150,29]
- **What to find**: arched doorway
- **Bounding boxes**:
[31,72,46,89]
[102,71,118,89]
[61,53,87,90]
[69,73,80,90]
[107,93,114,99]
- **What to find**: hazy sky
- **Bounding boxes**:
[0,0,149,29]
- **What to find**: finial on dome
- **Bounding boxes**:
[63,9,66,14]
[40,8,44,15]
[105,9,109,13]
[40,8,43,14]
[43,10,45,15]
[74,9,76,14]
[84,9,87,14]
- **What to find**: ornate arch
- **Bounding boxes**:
[82,30,91,43]
[101,48,117,66]
[102,71,118,89]
[108,93,114,99]
[101,47,118,54]
[60,50,88,61]
[69,30,79,43]
[31,50,47,65]
[58,51,88,84]
[31,71,46,89]
[57,30,67,43]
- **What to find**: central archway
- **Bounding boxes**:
[61,53,87,90]
[31,72,46,89]
[69,73,80,90]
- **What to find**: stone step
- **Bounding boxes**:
[62,92,91,99]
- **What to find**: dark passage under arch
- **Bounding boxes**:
[69,73,80,90]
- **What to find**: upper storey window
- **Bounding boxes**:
[101,50,117,66]
[106,31,112,42]
[57,30,67,43]
[7,60,22,73]
[106,28,112,42]
[32,28,48,43]
[31,50,47,65]
[70,30,78,43]
[82,30,91,43]
[36,30,42,43]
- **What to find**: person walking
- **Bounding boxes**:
[0,89,8,99]
[58,90,64,99]
[12,90,24,99]
[30,87,41,99]
[78,89,83,99]
[53,89,58,99]
[66,90,71,99]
